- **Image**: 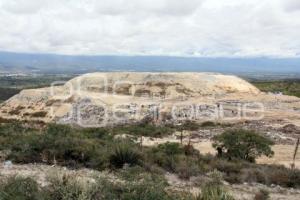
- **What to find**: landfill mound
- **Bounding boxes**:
[1,72,300,127]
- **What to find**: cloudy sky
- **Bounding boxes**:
[0,0,299,57]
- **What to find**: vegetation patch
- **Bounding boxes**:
[252,80,300,98]
[0,122,299,190]
[212,129,274,163]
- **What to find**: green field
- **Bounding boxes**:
[0,75,74,102]
[1,75,300,103]
[252,80,300,98]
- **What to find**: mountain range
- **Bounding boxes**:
[0,51,299,76]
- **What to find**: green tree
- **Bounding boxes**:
[212,129,274,162]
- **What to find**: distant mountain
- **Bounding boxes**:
[0,51,299,76]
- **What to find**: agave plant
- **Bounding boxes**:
[198,183,235,200]
[109,143,142,168]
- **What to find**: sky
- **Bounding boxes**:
[0,0,299,57]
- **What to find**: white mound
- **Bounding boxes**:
[7,72,297,127]
[67,72,260,97]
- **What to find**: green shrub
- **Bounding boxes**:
[239,168,267,184]
[175,157,201,179]
[201,121,216,127]
[198,182,234,200]
[91,173,177,200]
[149,142,184,172]
[46,123,72,137]
[179,121,200,131]
[0,122,28,137]
[212,130,274,162]
[266,165,300,188]
[5,123,109,170]
[80,127,109,139]
[109,143,142,168]
[0,176,43,200]
[252,80,300,98]
[157,142,184,156]
[45,174,94,200]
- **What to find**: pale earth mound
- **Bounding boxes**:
[0,72,300,127]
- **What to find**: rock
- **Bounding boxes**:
[3,160,12,168]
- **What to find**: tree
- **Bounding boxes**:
[212,129,274,162]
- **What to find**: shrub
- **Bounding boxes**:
[31,111,47,118]
[198,182,234,200]
[157,142,184,156]
[45,174,94,200]
[254,189,270,200]
[5,123,109,170]
[0,176,43,200]
[266,165,300,188]
[180,121,200,131]
[0,122,27,137]
[201,121,216,127]
[198,170,234,199]
[92,173,176,200]
[109,143,142,168]
[175,157,201,179]
[80,127,108,139]
[239,168,267,184]
[149,142,184,172]
[212,130,274,162]
[46,123,72,137]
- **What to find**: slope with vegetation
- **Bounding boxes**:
[252,80,300,98]
[0,121,300,199]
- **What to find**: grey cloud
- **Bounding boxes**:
[284,0,300,11]
[93,0,203,16]
[1,0,45,14]
[0,0,299,57]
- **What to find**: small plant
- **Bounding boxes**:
[198,182,234,200]
[45,174,94,200]
[208,169,224,185]
[109,143,142,168]
[198,169,234,200]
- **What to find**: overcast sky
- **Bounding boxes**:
[0,0,299,57]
